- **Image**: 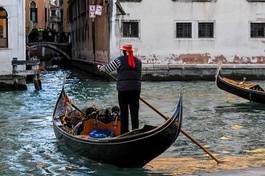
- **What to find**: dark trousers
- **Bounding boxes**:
[118,90,140,134]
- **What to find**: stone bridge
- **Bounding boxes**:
[27,42,71,61]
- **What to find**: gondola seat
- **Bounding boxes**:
[80,117,121,137]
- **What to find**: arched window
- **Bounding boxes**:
[0,7,8,48]
[30,1,38,23]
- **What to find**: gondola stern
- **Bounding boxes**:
[170,92,183,136]
[215,66,222,84]
[172,92,183,119]
[52,86,69,122]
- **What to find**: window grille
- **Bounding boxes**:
[198,22,214,38]
[122,21,139,38]
[250,23,265,38]
[176,22,192,38]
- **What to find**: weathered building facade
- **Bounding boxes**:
[49,0,61,32]
[68,0,110,66]
[112,0,265,65]
[25,0,49,34]
[0,0,26,75]
[60,0,69,33]
[68,0,265,71]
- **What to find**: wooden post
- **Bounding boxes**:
[12,57,18,74]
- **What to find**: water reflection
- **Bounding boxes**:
[0,69,265,175]
[147,152,265,175]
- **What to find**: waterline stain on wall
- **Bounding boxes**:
[139,53,265,65]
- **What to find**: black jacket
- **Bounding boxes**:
[117,55,142,91]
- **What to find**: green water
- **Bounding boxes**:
[1,69,265,175]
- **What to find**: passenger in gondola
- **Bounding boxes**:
[85,106,98,118]
[97,44,142,134]
[239,77,247,85]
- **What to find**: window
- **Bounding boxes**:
[176,22,192,38]
[51,10,56,17]
[45,8,47,22]
[30,1,38,23]
[251,23,265,38]
[0,7,8,48]
[198,22,214,38]
[122,21,139,38]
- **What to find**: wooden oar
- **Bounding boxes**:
[69,102,87,117]
[104,71,222,164]
[139,97,221,164]
[63,90,89,119]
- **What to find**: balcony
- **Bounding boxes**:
[49,16,61,23]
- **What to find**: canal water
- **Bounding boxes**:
[1,69,265,175]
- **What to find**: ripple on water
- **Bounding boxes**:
[1,70,265,175]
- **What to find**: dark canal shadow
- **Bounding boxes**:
[55,141,171,176]
[215,101,265,113]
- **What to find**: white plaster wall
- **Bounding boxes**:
[110,0,265,63]
[0,0,25,75]
[110,0,120,60]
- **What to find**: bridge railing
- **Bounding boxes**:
[26,42,71,61]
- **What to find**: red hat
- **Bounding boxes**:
[120,44,135,68]
[120,44,133,52]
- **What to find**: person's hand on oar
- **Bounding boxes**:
[97,65,103,72]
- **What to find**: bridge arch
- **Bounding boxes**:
[27,42,71,61]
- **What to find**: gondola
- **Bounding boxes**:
[52,88,182,168]
[215,67,265,104]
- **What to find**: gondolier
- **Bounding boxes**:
[97,44,142,134]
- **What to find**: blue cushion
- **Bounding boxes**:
[89,129,115,138]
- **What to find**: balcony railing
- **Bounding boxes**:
[49,16,61,22]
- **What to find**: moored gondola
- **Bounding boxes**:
[215,68,265,104]
[52,88,182,168]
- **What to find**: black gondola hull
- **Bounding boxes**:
[216,70,265,104]
[53,121,179,167]
[53,89,182,168]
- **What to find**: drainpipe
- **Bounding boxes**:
[92,18,96,64]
